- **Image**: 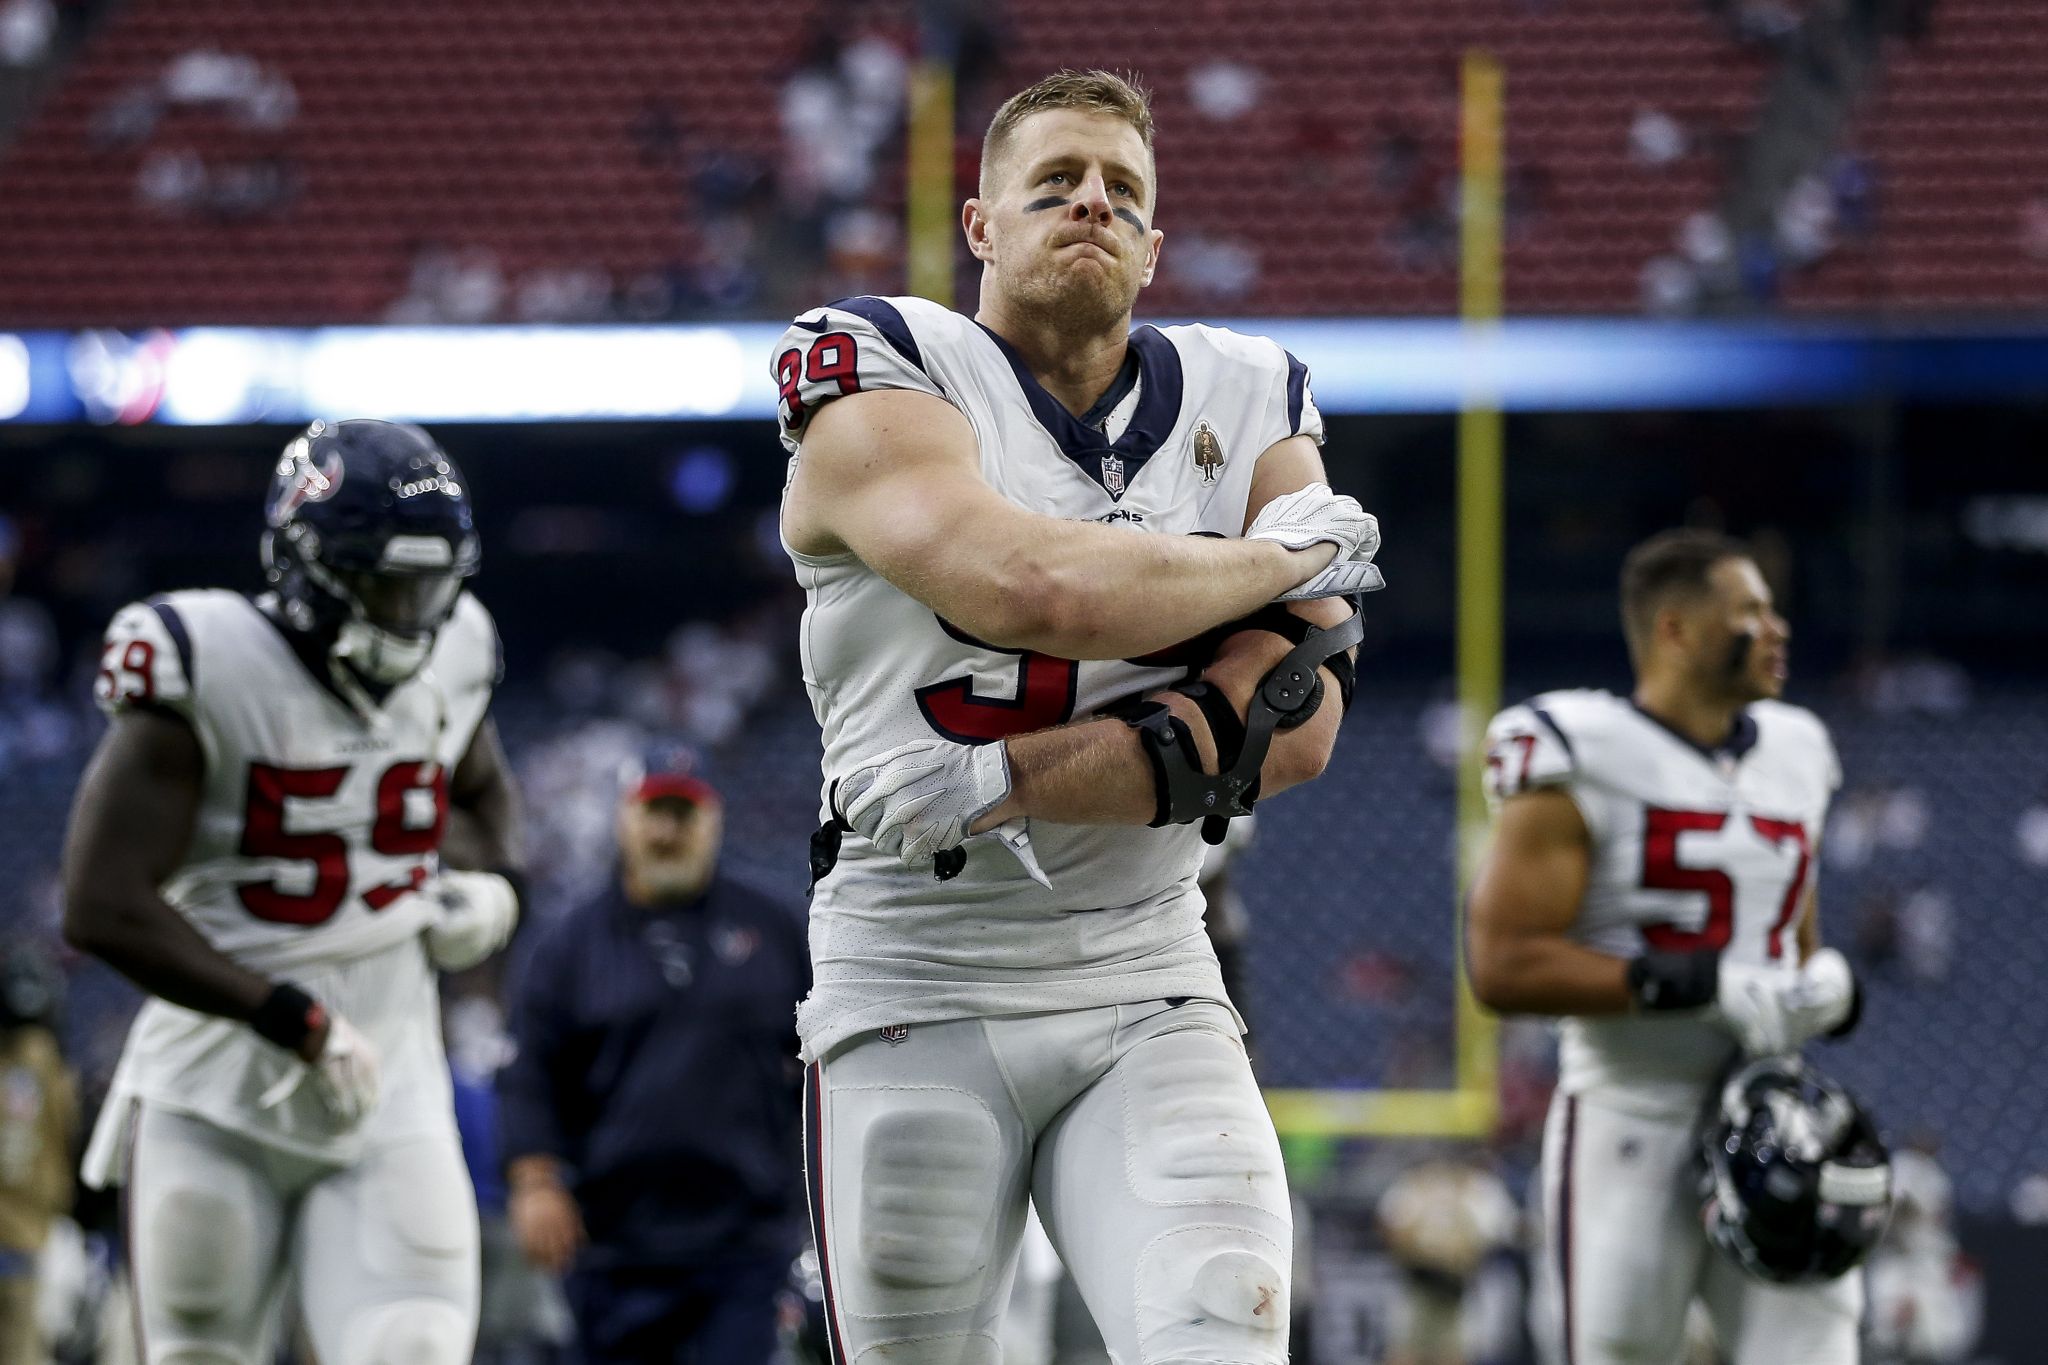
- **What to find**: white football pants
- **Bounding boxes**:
[804,999,1292,1365]
[124,1102,479,1365]
[1535,1089,1863,1365]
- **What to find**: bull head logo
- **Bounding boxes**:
[268,425,345,526]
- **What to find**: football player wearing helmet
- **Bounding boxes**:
[778,70,1376,1365]
[1467,529,1868,1364]
[62,419,524,1365]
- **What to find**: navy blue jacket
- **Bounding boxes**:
[498,873,811,1270]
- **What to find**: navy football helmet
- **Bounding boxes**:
[1698,1056,1893,1284]
[260,419,480,686]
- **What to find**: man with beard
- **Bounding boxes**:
[1466,530,1867,1364]
[497,757,809,1364]
[773,69,1380,1365]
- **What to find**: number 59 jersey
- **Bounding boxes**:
[775,295,1323,1062]
[83,588,497,1167]
[1482,689,1841,1111]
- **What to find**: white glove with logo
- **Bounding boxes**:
[1716,948,1859,1056]
[838,738,1052,888]
[1245,483,1380,561]
[260,1011,382,1128]
[423,869,521,971]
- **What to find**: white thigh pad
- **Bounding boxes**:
[149,1188,253,1321]
[297,1133,480,1365]
[858,1089,1004,1293]
[1122,1026,1287,1209]
[353,1139,478,1279]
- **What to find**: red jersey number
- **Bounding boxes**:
[238,760,447,925]
[1639,808,1811,959]
[776,331,862,428]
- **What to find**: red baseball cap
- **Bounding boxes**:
[630,772,720,807]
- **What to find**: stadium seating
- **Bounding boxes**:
[1,0,2044,322]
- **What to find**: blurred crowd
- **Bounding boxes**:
[385,4,937,325]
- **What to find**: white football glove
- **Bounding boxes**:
[1245,484,1380,562]
[837,738,1053,888]
[1274,556,1387,602]
[423,869,521,971]
[840,738,1014,864]
[259,1011,382,1128]
[1716,948,1858,1056]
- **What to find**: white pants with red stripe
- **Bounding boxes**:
[1535,1088,1863,1365]
[804,999,1291,1365]
[123,1102,479,1365]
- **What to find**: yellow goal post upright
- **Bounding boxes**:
[906,59,956,309]
[1263,50,1506,1141]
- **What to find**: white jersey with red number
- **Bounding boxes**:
[774,295,1325,1061]
[1482,689,1841,1113]
[81,588,497,1175]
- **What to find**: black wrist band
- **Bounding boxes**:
[1626,950,1720,1012]
[249,982,325,1054]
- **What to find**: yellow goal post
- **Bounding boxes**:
[1263,50,1506,1140]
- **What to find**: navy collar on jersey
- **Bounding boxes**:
[1629,698,1760,766]
[246,593,397,716]
[973,321,1184,498]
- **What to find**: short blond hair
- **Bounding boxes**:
[979,69,1155,197]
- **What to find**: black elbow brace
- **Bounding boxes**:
[1107,605,1365,845]
[1223,603,1360,716]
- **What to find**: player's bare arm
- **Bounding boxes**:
[441,717,523,872]
[1464,789,1635,1015]
[968,592,1354,831]
[967,430,1358,826]
[421,714,527,971]
[61,710,293,1042]
[783,388,1358,660]
[837,433,1366,866]
[1796,876,1822,961]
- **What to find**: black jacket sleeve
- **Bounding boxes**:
[497,923,579,1170]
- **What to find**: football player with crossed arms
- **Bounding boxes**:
[775,69,1381,1365]
[61,419,525,1365]
[1466,529,1868,1364]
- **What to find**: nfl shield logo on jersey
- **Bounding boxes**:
[878,1024,909,1045]
[1100,453,1125,497]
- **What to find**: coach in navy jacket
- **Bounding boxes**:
[498,763,810,1364]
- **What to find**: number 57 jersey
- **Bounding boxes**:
[1482,689,1841,1113]
[83,588,497,1167]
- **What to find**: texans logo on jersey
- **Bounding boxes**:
[268,428,345,526]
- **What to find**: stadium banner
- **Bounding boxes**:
[5,320,2048,425]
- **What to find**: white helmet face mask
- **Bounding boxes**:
[332,613,438,684]
[309,537,464,686]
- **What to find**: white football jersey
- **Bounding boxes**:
[1483,689,1841,1111]
[81,588,497,1172]
[775,295,1324,1061]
